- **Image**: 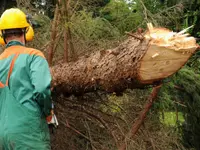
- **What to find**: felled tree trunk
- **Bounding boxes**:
[51,24,198,95]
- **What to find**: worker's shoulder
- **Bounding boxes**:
[24,47,45,58]
[0,46,46,60]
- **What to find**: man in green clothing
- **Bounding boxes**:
[0,8,52,149]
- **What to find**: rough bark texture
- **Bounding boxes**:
[51,25,198,95]
[48,4,60,66]
[52,38,154,95]
[62,0,69,62]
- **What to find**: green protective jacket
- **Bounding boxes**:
[0,41,52,150]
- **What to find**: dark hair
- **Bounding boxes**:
[3,28,25,39]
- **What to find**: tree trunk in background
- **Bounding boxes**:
[62,0,69,62]
[48,4,60,66]
[67,25,76,61]
[67,0,76,61]
[62,0,76,61]
[51,25,198,95]
[63,28,68,62]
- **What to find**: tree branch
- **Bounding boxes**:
[119,84,162,150]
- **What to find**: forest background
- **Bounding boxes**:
[1,0,200,150]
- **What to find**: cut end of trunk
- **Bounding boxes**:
[139,23,198,83]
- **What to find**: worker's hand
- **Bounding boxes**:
[46,111,59,133]
[46,110,58,126]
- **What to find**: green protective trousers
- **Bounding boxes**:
[0,41,52,150]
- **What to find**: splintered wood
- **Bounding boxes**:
[139,23,198,82]
[145,23,196,51]
[52,23,198,95]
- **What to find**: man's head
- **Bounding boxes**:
[0,8,34,45]
[2,28,26,44]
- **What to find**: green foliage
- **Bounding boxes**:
[70,10,120,41]
[179,0,200,37]
[173,68,200,149]
[125,0,184,30]
[142,0,164,14]
[187,52,200,74]
[159,112,184,127]
[100,0,143,33]
[77,0,110,16]
[27,14,51,50]
[157,67,200,150]
[156,81,175,110]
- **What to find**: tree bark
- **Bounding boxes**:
[48,4,60,66]
[51,26,198,95]
[61,0,76,62]
[61,0,69,62]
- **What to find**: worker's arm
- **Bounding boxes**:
[29,53,52,117]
